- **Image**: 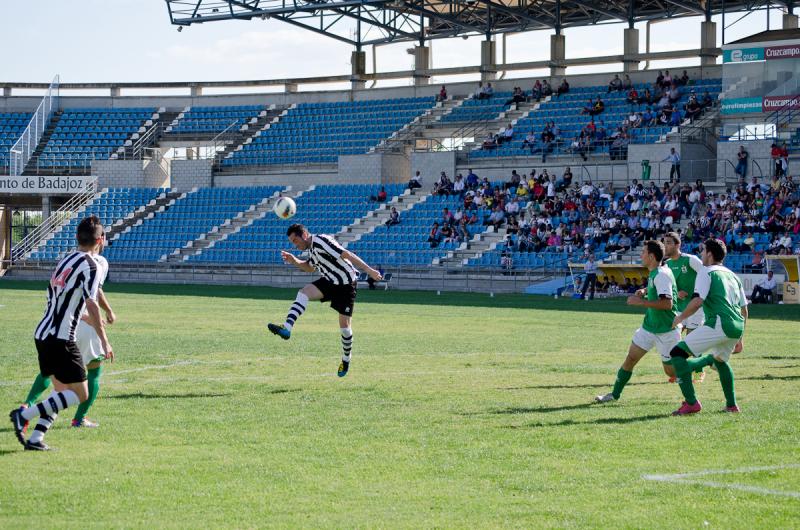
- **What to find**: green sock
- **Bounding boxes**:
[670,357,697,405]
[74,365,102,423]
[714,360,737,408]
[24,373,51,407]
[611,368,633,400]
[686,354,715,373]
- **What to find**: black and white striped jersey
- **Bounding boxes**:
[307,234,358,285]
[35,251,101,342]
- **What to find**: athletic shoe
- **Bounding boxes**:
[693,371,706,383]
[337,359,349,378]
[267,323,291,340]
[71,418,99,428]
[594,393,616,403]
[672,400,702,416]
[668,376,677,383]
[24,440,51,451]
[9,408,27,447]
[20,404,29,435]
[723,405,741,413]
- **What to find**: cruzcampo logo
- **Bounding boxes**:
[721,97,763,115]
[723,47,765,63]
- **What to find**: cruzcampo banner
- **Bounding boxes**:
[765,44,800,60]
[721,97,763,115]
[763,95,800,112]
[723,47,765,63]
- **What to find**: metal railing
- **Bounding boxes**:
[11,178,97,263]
[10,75,59,175]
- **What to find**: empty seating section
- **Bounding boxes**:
[171,105,264,134]
[347,193,474,267]
[440,93,513,123]
[470,79,722,159]
[189,184,405,265]
[104,186,281,262]
[29,187,165,261]
[223,98,434,166]
[39,108,154,168]
[0,113,32,169]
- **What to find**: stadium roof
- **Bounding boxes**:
[728,27,800,44]
[165,0,794,46]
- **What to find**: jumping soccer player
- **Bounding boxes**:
[663,231,707,383]
[595,240,680,403]
[668,238,747,416]
[9,216,113,451]
[267,223,382,377]
[19,246,115,430]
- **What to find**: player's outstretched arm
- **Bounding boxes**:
[342,250,382,281]
[281,250,315,272]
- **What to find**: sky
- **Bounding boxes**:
[1,0,789,91]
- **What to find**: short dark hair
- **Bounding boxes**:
[644,240,665,262]
[664,231,681,245]
[286,223,306,237]
[703,238,727,262]
[76,215,103,246]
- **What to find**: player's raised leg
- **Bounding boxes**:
[268,284,323,339]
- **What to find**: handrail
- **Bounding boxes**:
[11,178,97,263]
[10,75,59,175]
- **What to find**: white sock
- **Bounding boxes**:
[28,413,57,444]
[341,327,353,362]
[22,390,80,421]
[284,292,309,331]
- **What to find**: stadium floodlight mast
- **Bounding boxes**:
[164,0,794,47]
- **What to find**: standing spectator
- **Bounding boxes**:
[735,146,748,179]
[581,254,598,300]
[663,147,681,182]
[750,270,777,303]
[622,75,633,91]
[437,85,447,102]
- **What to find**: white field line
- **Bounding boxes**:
[643,464,800,499]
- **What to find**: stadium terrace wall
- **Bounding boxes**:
[0,66,721,113]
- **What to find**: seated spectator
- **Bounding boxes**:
[609,134,629,160]
[591,98,605,116]
[408,171,423,190]
[484,206,506,228]
[506,86,527,106]
[474,81,485,99]
[556,78,570,98]
[700,90,713,109]
[433,172,453,195]
[521,130,537,153]
[437,85,447,102]
[542,79,553,97]
[427,222,442,247]
[677,70,689,86]
[581,98,595,115]
[497,123,514,144]
[622,74,632,90]
[465,169,479,190]
[476,82,494,100]
[546,231,562,251]
[654,70,664,89]
[751,270,777,303]
[439,223,455,243]
[638,88,653,105]
[506,170,522,191]
[667,83,681,104]
[386,206,400,228]
[370,186,388,202]
[662,69,673,88]
[608,74,623,93]
[745,251,765,272]
[453,174,465,196]
[456,217,471,242]
[684,97,702,122]
[531,80,543,101]
[482,133,497,150]
[670,108,682,127]
[626,87,639,105]
[556,167,573,192]
[442,207,454,226]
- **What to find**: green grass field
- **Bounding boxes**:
[1,280,799,528]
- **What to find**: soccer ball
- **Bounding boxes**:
[273,196,297,220]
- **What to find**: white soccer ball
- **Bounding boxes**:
[273,196,297,220]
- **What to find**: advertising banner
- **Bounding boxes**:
[765,44,800,60]
[762,94,800,112]
[0,174,94,194]
[723,47,765,63]
[721,97,763,115]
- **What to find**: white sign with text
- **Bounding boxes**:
[0,174,94,194]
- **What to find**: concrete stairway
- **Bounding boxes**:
[106,189,182,243]
[213,105,285,170]
[456,96,551,155]
[374,97,465,152]
[337,188,430,246]
[22,110,63,174]
[434,225,509,267]
[164,186,309,262]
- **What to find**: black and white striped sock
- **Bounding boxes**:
[28,413,57,444]
[341,327,353,362]
[284,292,309,331]
[21,390,80,421]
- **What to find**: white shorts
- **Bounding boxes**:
[683,307,705,330]
[681,319,741,363]
[632,327,683,363]
[75,321,105,365]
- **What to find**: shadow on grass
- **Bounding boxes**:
[493,403,596,414]
[760,356,800,361]
[507,413,667,429]
[105,392,231,400]
[740,374,800,382]
[498,381,661,391]
[0,449,21,457]
[3,279,800,321]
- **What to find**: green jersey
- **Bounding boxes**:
[642,266,678,334]
[696,265,748,338]
[666,253,704,311]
